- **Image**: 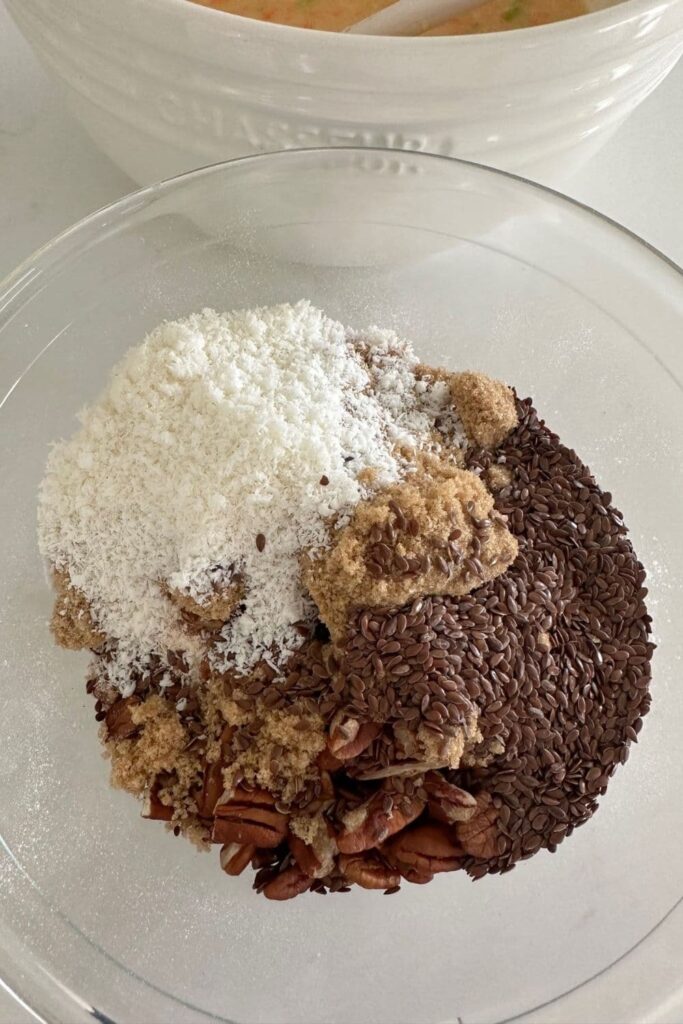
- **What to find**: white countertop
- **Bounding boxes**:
[1,2,682,1021]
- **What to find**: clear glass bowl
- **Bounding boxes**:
[0,149,681,1024]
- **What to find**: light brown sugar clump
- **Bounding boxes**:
[302,460,518,640]
[485,464,513,491]
[50,570,105,650]
[449,371,517,448]
[107,695,196,796]
[222,704,326,802]
[167,580,245,633]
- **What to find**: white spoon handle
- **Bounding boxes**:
[346,0,488,35]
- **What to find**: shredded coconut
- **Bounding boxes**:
[38,301,464,687]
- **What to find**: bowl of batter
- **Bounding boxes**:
[6,0,683,185]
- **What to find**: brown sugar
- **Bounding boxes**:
[357,466,380,486]
[382,713,483,774]
[107,695,199,797]
[202,673,326,803]
[50,570,105,650]
[417,715,482,770]
[222,704,325,802]
[289,813,337,877]
[486,464,513,491]
[414,366,517,449]
[167,579,244,632]
[302,459,518,640]
[449,371,518,448]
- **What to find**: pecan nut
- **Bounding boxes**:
[197,759,225,817]
[288,833,322,877]
[212,787,288,848]
[456,792,498,859]
[105,696,141,739]
[337,792,425,854]
[384,822,464,877]
[328,711,360,751]
[339,852,400,890]
[142,788,174,821]
[328,715,381,761]
[317,748,343,772]
[424,772,477,824]
[398,867,434,885]
[263,865,312,901]
[220,842,256,876]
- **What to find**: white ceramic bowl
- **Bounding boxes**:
[7,0,683,186]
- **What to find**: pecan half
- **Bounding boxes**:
[384,822,464,877]
[288,833,322,877]
[336,792,425,854]
[328,715,381,761]
[263,865,312,901]
[105,696,141,739]
[399,867,434,885]
[142,789,173,821]
[212,787,288,848]
[328,712,360,750]
[219,843,256,876]
[198,759,225,817]
[424,772,477,824]
[456,792,498,859]
[339,852,400,890]
[317,748,343,771]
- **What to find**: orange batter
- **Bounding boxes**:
[191,0,587,33]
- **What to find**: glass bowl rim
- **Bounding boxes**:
[2,147,681,312]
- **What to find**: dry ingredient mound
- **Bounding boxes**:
[39,302,654,901]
